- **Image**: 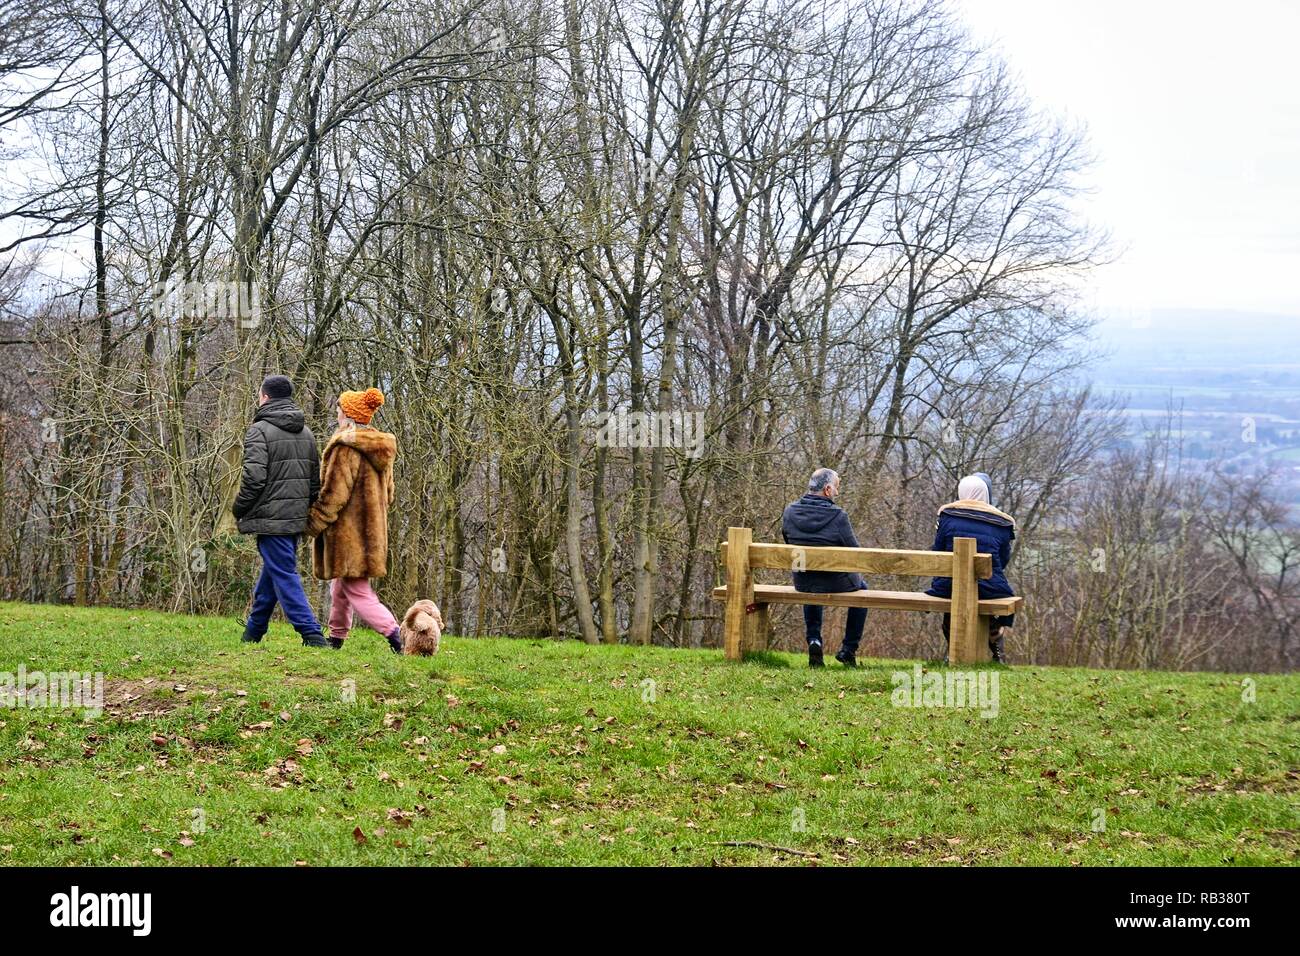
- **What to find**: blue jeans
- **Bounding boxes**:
[799,572,867,653]
[244,535,323,640]
[803,605,867,654]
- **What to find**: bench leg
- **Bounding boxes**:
[744,604,771,654]
[723,527,754,661]
[975,615,992,663]
[950,614,992,665]
[949,537,982,664]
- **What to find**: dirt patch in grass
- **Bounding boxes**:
[1257,830,1299,854]
[102,677,194,718]
[1185,769,1300,796]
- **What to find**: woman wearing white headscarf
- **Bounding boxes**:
[925,473,1016,664]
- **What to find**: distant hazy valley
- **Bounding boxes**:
[1091,309,1300,505]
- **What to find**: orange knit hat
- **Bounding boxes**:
[339,387,385,425]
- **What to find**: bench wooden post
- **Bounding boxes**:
[948,537,983,664]
[723,526,754,661]
[744,604,771,654]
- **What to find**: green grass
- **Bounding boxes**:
[1,601,1296,866]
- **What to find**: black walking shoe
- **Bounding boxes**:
[989,634,1007,665]
[301,631,330,648]
[327,637,344,650]
[808,641,824,668]
[385,628,404,655]
[835,647,857,668]
[241,630,263,644]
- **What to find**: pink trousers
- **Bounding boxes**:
[328,577,398,642]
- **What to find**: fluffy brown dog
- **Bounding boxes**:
[399,600,443,656]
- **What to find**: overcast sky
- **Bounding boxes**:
[953,0,1300,321]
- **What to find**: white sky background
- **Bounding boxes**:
[952,0,1300,320]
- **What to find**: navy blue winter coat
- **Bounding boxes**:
[925,502,1016,600]
[780,494,867,593]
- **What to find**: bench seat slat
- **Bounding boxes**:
[710,584,1022,616]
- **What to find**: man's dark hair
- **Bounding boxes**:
[261,374,293,400]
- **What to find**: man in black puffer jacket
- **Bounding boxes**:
[781,468,868,668]
[233,375,328,647]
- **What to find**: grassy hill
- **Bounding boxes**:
[0,602,1295,866]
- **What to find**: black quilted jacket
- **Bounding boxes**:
[232,399,321,535]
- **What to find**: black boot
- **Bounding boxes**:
[808,640,824,668]
[327,637,344,650]
[241,630,263,644]
[385,627,404,655]
[834,647,857,668]
[989,634,1007,664]
[301,631,329,648]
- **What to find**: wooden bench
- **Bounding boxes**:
[711,527,1023,664]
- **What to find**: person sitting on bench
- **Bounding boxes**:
[926,473,1017,664]
[781,467,867,669]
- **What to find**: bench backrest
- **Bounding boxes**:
[719,541,992,579]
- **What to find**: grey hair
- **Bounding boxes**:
[808,467,839,493]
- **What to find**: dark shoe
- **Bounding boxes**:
[808,641,824,668]
[385,628,403,655]
[834,647,857,668]
[989,634,1007,665]
[301,631,329,648]
[241,628,263,644]
[327,637,344,650]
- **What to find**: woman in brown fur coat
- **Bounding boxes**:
[304,387,404,652]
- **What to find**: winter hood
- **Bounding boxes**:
[784,493,848,535]
[323,425,397,472]
[938,498,1016,528]
[253,398,306,433]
